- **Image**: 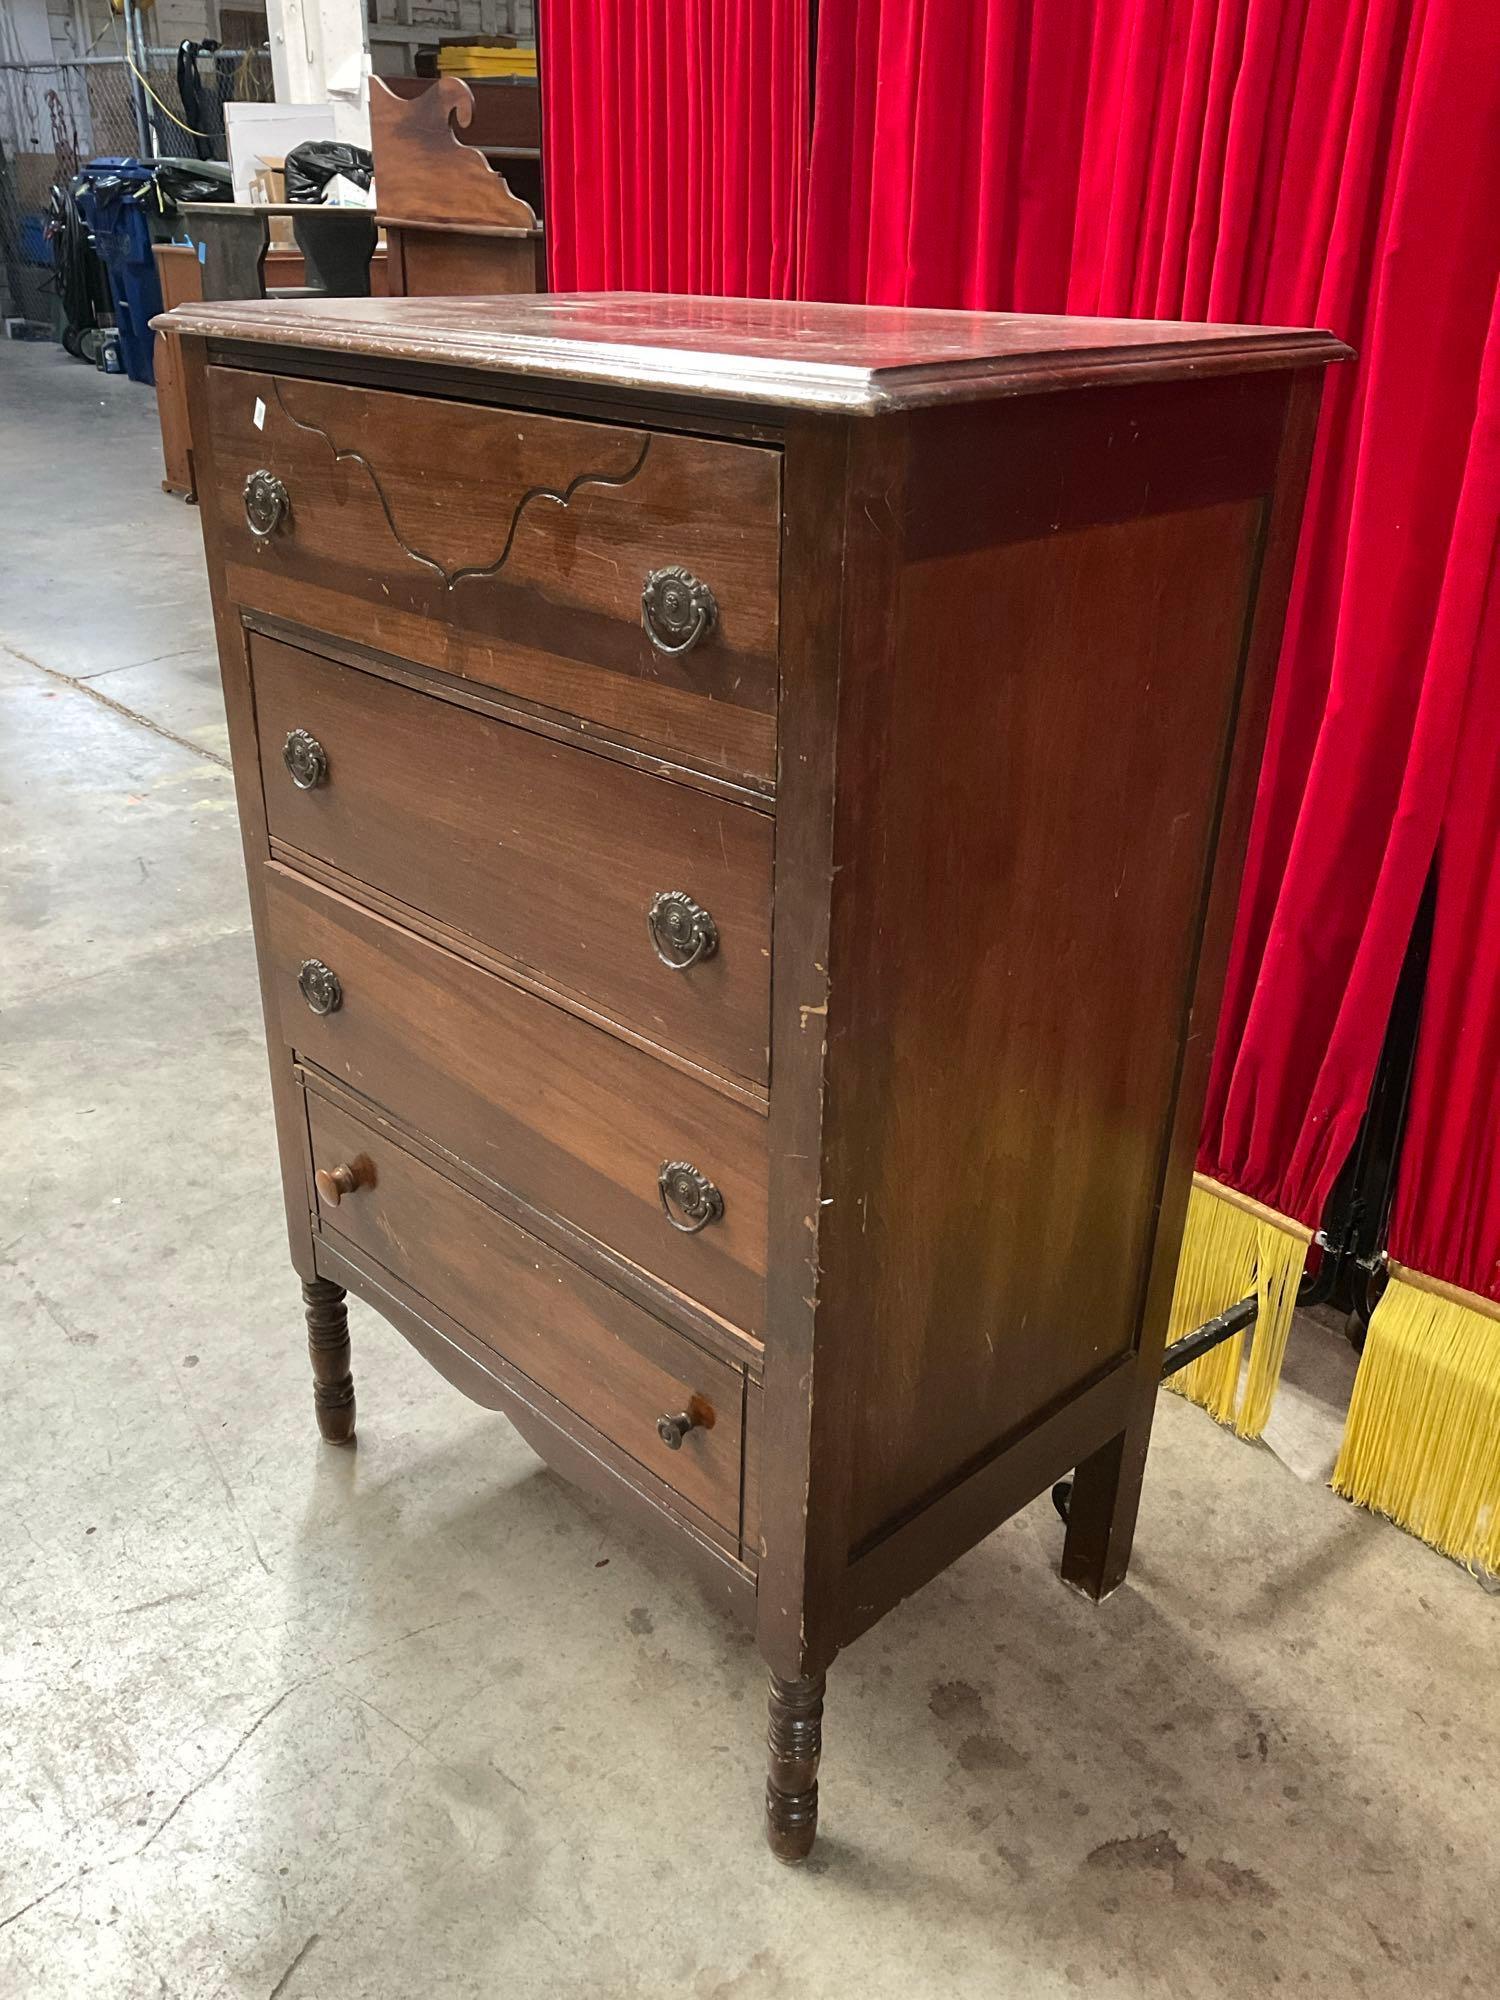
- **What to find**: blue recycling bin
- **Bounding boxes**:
[73,159,171,386]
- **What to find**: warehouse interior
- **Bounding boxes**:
[1,3,1497,1996]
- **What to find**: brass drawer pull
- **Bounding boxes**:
[647,890,718,970]
[297,958,341,1015]
[315,1160,368,1206]
[658,1161,724,1234]
[283,728,328,790]
[642,566,717,656]
[244,468,290,538]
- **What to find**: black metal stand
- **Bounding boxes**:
[1297,869,1435,1344]
[1053,1300,1262,1521]
[1053,870,1436,1527]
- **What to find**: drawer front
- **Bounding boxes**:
[265,865,767,1332]
[253,630,772,1084]
[307,1092,745,1530]
[206,367,781,784]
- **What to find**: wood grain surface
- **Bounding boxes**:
[252,629,773,1082]
[264,863,768,1332]
[308,1090,746,1528]
[161,292,1350,413]
[206,365,782,781]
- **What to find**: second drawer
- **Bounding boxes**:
[252,630,773,1085]
[265,863,768,1333]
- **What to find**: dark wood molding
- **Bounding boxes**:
[158,293,1351,416]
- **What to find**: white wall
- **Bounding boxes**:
[0,0,88,152]
[367,0,535,68]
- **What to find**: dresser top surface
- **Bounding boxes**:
[159,290,1349,413]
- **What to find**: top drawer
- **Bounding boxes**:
[202,367,782,786]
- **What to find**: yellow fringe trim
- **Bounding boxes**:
[1163,1176,1310,1438]
[1332,1266,1500,1573]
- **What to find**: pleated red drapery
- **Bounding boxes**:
[541,0,809,298]
[1385,284,1500,1298]
[802,0,1500,1253]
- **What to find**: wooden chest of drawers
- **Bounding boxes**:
[165,292,1345,1862]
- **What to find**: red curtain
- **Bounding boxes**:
[541,0,809,297]
[803,0,1500,1239]
[1386,287,1500,1296]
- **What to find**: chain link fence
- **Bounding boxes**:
[1,48,274,332]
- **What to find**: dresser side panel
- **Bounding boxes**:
[820,377,1300,1558]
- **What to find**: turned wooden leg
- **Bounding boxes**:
[765,1669,825,1863]
[1060,1420,1148,1601]
[302,1277,355,1445]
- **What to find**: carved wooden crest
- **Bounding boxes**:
[370,75,539,233]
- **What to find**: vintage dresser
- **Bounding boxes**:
[162,293,1345,1860]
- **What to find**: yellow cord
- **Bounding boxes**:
[121,46,217,142]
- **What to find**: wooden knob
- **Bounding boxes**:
[316,1162,362,1207]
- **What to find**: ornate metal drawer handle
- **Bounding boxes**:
[642,566,717,656]
[283,728,328,790]
[658,1161,724,1234]
[647,890,718,970]
[297,958,341,1015]
[243,468,290,538]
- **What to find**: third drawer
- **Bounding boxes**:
[265,862,769,1334]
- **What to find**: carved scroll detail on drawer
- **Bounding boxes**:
[268,378,653,590]
[206,366,781,784]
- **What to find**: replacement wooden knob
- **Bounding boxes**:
[315,1162,363,1206]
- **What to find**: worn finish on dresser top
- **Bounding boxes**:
[163,291,1347,1863]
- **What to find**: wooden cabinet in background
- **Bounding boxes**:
[370,77,545,297]
[164,290,1345,1860]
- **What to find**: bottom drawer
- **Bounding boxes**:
[306,1091,745,1533]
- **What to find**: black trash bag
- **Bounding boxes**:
[284,141,374,203]
[177,39,225,160]
[152,158,233,208]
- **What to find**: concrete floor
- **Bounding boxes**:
[1,341,1495,2000]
